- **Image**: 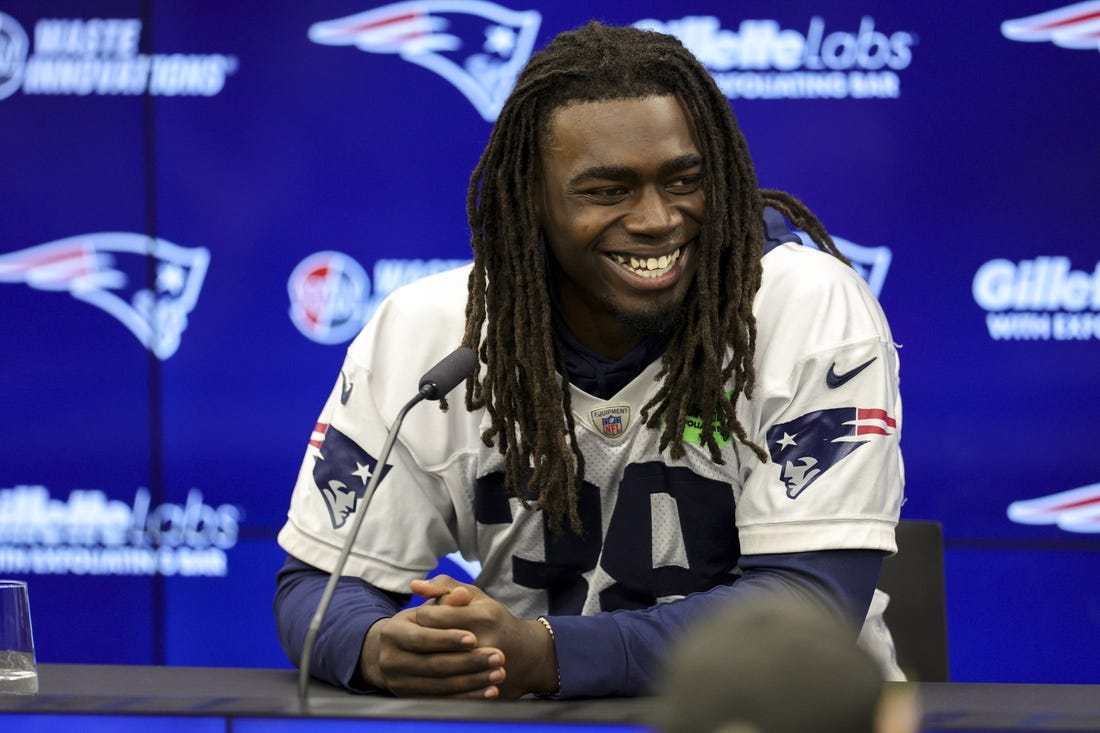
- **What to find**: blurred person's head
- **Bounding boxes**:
[654,599,919,733]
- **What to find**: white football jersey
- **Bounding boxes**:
[278,243,904,623]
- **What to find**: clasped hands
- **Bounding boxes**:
[359,574,559,699]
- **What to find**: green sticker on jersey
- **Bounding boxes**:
[682,392,734,446]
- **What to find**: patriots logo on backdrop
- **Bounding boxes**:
[1007,483,1100,533]
[767,407,896,499]
[308,0,542,121]
[1001,1,1100,50]
[0,233,209,359]
[829,235,892,297]
[311,423,392,529]
[794,231,892,297]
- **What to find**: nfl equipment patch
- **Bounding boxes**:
[590,404,631,440]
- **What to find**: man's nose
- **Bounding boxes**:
[624,186,680,237]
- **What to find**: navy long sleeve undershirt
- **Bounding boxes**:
[275,554,401,691]
[274,549,883,696]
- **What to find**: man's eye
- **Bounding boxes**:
[667,175,703,193]
[584,187,629,203]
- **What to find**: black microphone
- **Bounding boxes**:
[298,346,477,706]
[417,345,478,399]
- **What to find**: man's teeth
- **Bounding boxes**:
[611,248,682,278]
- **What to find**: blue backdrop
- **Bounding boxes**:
[1,0,1097,683]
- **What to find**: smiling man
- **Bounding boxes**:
[275,22,904,700]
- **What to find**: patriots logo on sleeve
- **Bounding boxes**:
[311,424,392,529]
[307,0,542,121]
[766,407,897,499]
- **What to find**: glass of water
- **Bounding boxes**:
[0,580,37,695]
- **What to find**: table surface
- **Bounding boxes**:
[0,664,1097,731]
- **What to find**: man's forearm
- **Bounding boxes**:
[274,555,404,690]
[546,549,884,697]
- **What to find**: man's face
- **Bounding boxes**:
[320,480,359,528]
[537,94,705,359]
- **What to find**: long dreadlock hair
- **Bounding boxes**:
[462,22,848,533]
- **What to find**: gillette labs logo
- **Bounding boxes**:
[973,257,1100,340]
[634,15,917,100]
[0,485,241,577]
[0,12,237,100]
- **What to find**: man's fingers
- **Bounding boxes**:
[450,686,502,700]
[414,596,496,635]
[437,586,474,606]
[384,617,478,653]
[411,574,460,599]
[412,576,480,609]
[393,675,502,699]
[380,649,506,698]
[384,648,503,679]
[445,666,507,700]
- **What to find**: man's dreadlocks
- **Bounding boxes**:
[461,22,848,533]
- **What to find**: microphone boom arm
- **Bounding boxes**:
[296,346,476,706]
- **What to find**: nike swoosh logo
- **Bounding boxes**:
[340,371,354,405]
[826,357,877,389]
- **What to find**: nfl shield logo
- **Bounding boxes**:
[590,404,631,441]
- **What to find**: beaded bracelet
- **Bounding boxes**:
[536,616,562,697]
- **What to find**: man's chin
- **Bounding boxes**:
[617,301,685,338]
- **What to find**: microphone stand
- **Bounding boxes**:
[298,387,427,707]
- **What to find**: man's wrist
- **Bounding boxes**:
[359,617,389,691]
[533,616,561,697]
